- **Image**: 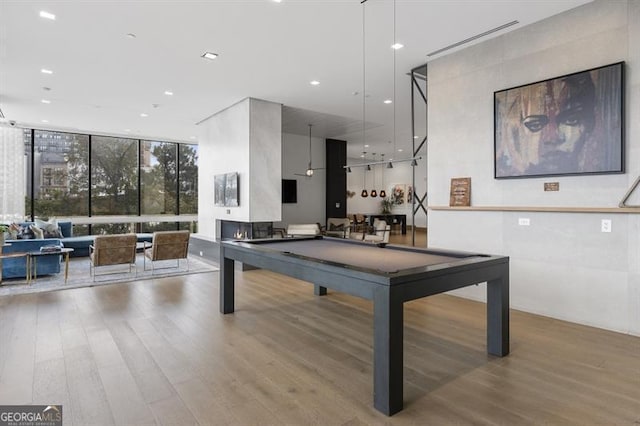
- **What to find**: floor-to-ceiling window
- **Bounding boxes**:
[21,129,198,233]
[29,130,90,218]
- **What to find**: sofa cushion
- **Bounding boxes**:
[58,221,73,238]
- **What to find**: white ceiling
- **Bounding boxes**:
[0,0,592,159]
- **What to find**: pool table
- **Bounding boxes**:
[220,236,509,416]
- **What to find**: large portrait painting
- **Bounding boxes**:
[494,62,624,179]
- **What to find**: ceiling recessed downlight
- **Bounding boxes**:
[273,0,283,3]
[39,11,56,20]
[201,52,219,60]
[398,148,403,152]
[42,119,49,123]
[383,99,392,104]
[364,145,369,148]
[41,68,53,74]
[164,91,174,96]
[391,43,404,50]
[140,113,148,117]
[310,80,320,86]
[41,99,51,104]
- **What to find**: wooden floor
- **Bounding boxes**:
[0,237,638,425]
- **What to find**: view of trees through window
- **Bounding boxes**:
[24,129,198,233]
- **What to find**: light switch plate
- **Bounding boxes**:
[601,219,612,232]
[518,218,530,226]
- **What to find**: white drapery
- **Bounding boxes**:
[0,125,26,221]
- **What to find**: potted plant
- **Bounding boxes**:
[380,197,395,215]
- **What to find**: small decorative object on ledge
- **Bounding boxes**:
[450,177,471,207]
[544,182,560,191]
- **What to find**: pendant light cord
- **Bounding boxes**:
[308,124,312,168]
[393,0,397,157]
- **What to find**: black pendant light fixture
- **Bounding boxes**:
[305,124,314,177]
[379,153,387,198]
[370,153,377,197]
[360,1,368,199]
[361,151,368,197]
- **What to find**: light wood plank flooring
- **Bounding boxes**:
[0,256,638,425]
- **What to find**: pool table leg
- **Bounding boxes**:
[313,284,327,296]
[487,267,510,356]
[373,286,403,416]
[220,253,235,314]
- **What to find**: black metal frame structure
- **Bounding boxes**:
[410,64,428,246]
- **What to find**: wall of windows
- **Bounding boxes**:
[23,129,198,233]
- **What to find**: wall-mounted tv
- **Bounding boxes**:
[214,172,239,207]
[282,179,297,203]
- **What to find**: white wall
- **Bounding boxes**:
[428,0,639,335]
[197,98,282,239]
[277,132,326,228]
[346,157,427,227]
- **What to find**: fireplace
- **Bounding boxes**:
[216,220,273,241]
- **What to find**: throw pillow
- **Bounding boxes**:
[329,223,344,231]
[17,226,34,239]
[30,225,44,239]
[35,218,64,238]
[8,223,20,239]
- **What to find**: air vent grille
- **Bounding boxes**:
[427,20,519,57]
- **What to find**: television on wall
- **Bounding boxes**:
[214,172,239,207]
[282,179,297,203]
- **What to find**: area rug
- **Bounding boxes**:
[0,254,219,297]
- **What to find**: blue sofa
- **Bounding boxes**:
[2,220,154,280]
[2,238,63,279]
[6,221,152,257]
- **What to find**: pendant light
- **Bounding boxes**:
[370,153,377,197]
[361,151,368,197]
[360,1,368,199]
[305,124,314,177]
[379,153,387,198]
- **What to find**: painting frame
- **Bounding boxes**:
[494,62,624,179]
[214,172,239,207]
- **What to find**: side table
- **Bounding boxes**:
[0,251,30,284]
[28,248,74,283]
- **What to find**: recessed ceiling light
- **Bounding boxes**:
[164,91,173,96]
[360,154,365,158]
[201,52,219,60]
[391,43,404,50]
[41,68,53,74]
[39,11,56,20]
[364,144,369,148]
[140,113,148,117]
[41,99,51,104]
[273,0,282,3]
[398,148,403,152]
[42,119,49,123]
[383,99,392,104]
[310,80,320,86]
[124,129,131,132]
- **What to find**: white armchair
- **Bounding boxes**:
[363,219,390,244]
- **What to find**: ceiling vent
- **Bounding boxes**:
[427,20,519,57]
